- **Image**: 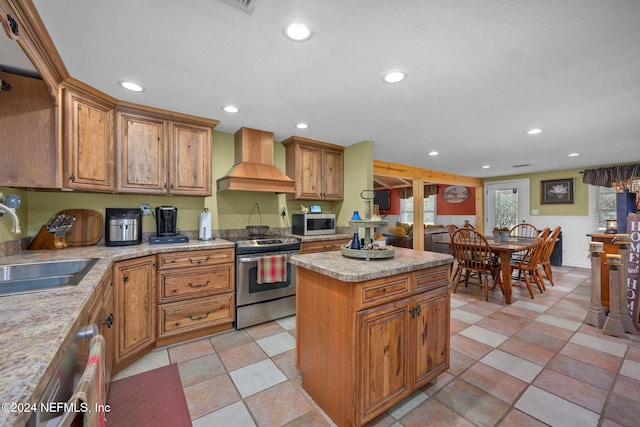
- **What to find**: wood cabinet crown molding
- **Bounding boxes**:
[0,0,69,94]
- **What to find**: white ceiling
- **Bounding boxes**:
[3,0,640,179]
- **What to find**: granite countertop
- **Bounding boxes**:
[0,239,234,427]
[290,247,453,282]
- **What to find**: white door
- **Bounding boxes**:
[485,179,531,230]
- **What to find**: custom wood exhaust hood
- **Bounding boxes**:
[217,127,296,193]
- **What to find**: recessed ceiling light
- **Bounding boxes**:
[568,152,580,157]
[383,70,407,84]
[284,22,313,41]
[526,128,542,135]
[295,123,309,129]
[428,151,438,156]
[118,80,144,92]
[222,105,240,113]
[482,165,491,169]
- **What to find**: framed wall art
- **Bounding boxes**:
[541,178,574,204]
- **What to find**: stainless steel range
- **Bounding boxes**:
[235,237,301,329]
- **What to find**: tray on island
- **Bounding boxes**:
[341,244,395,260]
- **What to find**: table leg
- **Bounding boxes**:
[499,251,512,304]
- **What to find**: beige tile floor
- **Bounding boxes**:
[111,265,640,426]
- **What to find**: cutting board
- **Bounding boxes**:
[56,209,103,246]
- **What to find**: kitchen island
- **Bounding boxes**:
[290,248,453,427]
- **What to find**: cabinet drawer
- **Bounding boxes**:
[158,294,234,337]
[158,264,234,303]
[300,238,351,254]
[357,274,411,310]
[413,266,450,293]
[156,248,234,270]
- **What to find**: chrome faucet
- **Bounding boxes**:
[0,202,21,234]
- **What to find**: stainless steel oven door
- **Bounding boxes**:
[236,249,298,306]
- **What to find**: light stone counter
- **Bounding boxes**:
[290,246,453,282]
[0,239,233,427]
[286,233,352,243]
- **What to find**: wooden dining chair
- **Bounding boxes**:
[509,223,539,237]
[509,227,549,298]
[509,223,540,264]
[446,224,460,282]
[451,228,503,301]
[538,226,561,287]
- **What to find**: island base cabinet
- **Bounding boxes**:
[297,266,450,427]
[359,301,411,422]
[411,288,450,387]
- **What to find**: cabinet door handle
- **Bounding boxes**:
[409,307,416,318]
[68,173,76,182]
[189,256,210,264]
[190,312,210,321]
[416,306,422,316]
[188,280,210,288]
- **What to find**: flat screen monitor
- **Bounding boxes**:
[374,190,391,211]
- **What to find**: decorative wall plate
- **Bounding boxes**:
[443,185,470,203]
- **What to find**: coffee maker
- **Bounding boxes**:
[156,206,178,236]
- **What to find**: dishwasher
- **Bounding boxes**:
[27,323,99,427]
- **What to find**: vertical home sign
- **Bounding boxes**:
[627,213,640,329]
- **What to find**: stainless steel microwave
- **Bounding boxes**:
[292,213,336,236]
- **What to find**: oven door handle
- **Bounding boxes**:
[238,255,293,263]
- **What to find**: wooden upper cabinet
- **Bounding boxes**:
[169,122,211,196]
[322,148,344,200]
[116,110,167,194]
[116,108,212,195]
[62,86,116,192]
[0,71,59,189]
[283,136,344,201]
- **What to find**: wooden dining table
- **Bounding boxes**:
[437,236,534,304]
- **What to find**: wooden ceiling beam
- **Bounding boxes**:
[374,160,483,188]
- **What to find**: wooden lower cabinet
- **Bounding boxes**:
[300,238,351,254]
[297,265,450,426]
[85,269,115,393]
[113,256,156,372]
[156,248,235,346]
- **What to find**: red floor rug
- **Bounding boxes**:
[106,364,191,426]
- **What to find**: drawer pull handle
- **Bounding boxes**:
[190,312,210,321]
[188,280,210,288]
[189,256,210,264]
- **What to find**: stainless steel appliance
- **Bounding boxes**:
[27,324,99,427]
[156,206,178,236]
[291,213,336,236]
[235,237,300,329]
[105,208,142,246]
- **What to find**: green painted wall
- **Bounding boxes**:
[342,141,374,225]
[483,168,587,216]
